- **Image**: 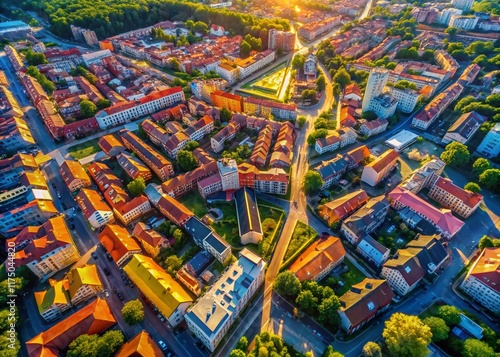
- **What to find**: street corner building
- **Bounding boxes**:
[115,330,165,357]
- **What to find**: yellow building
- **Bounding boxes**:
[124,254,193,327]
[34,279,71,322]
[67,265,103,306]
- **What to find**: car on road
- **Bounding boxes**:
[103,268,111,276]
[117,293,124,301]
[91,252,98,259]
[68,216,74,221]
[56,191,62,199]
[158,341,168,351]
[51,183,56,189]
[104,290,109,298]
[106,253,113,262]
[112,288,117,294]
[157,313,165,322]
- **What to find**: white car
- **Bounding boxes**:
[104,290,109,298]
[158,341,168,351]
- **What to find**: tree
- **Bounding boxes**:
[437,305,461,326]
[235,336,248,351]
[169,58,180,71]
[67,331,124,357]
[25,50,47,66]
[478,235,497,249]
[382,313,432,357]
[463,338,495,357]
[296,290,317,315]
[229,350,246,357]
[96,99,111,110]
[440,142,470,167]
[303,170,324,195]
[127,177,146,197]
[240,40,252,57]
[165,255,183,275]
[177,150,198,171]
[185,141,199,151]
[362,342,382,357]
[317,295,341,328]
[423,317,449,342]
[445,27,458,39]
[121,299,144,325]
[67,334,99,357]
[323,346,344,357]
[464,182,481,193]
[221,107,232,122]
[172,228,183,246]
[96,331,125,357]
[306,128,328,146]
[298,116,307,128]
[316,75,326,92]
[292,54,306,69]
[333,68,351,88]
[80,100,98,118]
[273,271,301,297]
[472,158,491,177]
[479,169,500,191]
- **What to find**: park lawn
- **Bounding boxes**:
[67,139,101,160]
[335,259,367,296]
[178,191,208,218]
[283,221,318,263]
[210,202,241,247]
[258,204,285,261]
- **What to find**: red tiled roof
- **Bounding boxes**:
[467,247,500,294]
[433,176,483,209]
[98,224,141,264]
[366,149,398,173]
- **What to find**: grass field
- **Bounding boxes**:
[335,259,367,296]
[258,203,285,260]
[67,139,101,160]
[283,221,318,262]
[178,191,208,218]
[210,202,240,247]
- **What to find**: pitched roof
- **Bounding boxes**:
[466,247,500,294]
[34,279,70,314]
[433,176,483,209]
[123,254,192,319]
[98,134,125,155]
[321,190,369,222]
[383,249,425,287]
[132,222,166,248]
[290,236,346,281]
[357,235,389,265]
[339,279,394,328]
[405,234,449,274]
[446,111,485,140]
[234,187,262,236]
[76,188,113,218]
[345,145,371,166]
[26,298,116,357]
[115,331,164,357]
[156,194,194,226]
[59,160,90,186]
[66,264,102,299]
[98,224,141,264]
[343,196,389,236]
[366,149,398,173]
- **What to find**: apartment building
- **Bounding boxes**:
[235,187,263,245]
[428,176,483,218]
[185,249,265,352]
[98,134,125,157]
[460,247,500,314]
[117,152,152,181]
[390,87,420,113]
[268,29,295,52]
[361,149,399,186]
[99,224,141,267]
[400,157,445,193]
[362,67,390,111]
[315,155,349,189]
[184,216,231,263]
[0,116,35,153]
[356,235,390,267]
[381,250,425,296]
[76,188,115,229]
[0,199,58,238]
[290,236,346,281]
[95,87,185,129]
[210,90,244,112]
[7,216,80,281]
[144,185,194,227]
[315,128,357,155]
[162,161,219,198]
[59,160,91,193]
[132,222,169,257]
[236,50,276,79]
[121,130,174,181]
[450,15,479,30]
[388,186,464,239]
[184,115,214,141]
[360,119,388,138]
[476,123,500,158]
[124,254,193,327]
[190,78,228,103]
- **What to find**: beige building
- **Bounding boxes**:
[361,149,399,187]
[132,222,169,257]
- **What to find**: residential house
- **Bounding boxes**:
[76,188,115,229]
[338,279,394,334]
[360,119,388,138]
[235,187,263,245]
[115,331,164,357]
[361,149,399,186]
[59,160,92,193]
[356,235,390,267]
[184,216,231,263]
[184,115,215,141]
[319,190,369,226]
[98,134,125,157]
[117,152,152,181]
[132,222,169,257]
[26,298,116,357]
[144,184,194,227]
[315,128,357,155]
[0,199,58,238]
[381,250,425,296]
[315,155,348,189]
[98,224,141,266]
[400,157,445,193]
[289,236,346,281]
[442,111,485,145]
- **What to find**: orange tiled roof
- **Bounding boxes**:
[115,331,164,357]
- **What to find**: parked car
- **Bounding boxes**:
[91,252,98,259]
[103,268,111,276]
[52,183,56,189]
[104,290,109,298]
[62,203,67,210]
[157,313,165,322]
[56,191,62,199]
[117,293,124,301]
[158,341,168,350]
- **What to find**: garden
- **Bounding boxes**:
[178,191,208,218]
[238,62,290,101]
[283,221,318,265]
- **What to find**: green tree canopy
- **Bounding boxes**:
[80,100,98,119]
[437,305,461,326]
[464,182,481,193]
[472,158,491,178]
[240,40,252,57]
[292,54,306,69]
[306,128,328,146]
[274,271,301,298]
[67,330,124,357]
[25,50,48,66]
[295,290,318,315]
[478,235,500,249]
[362,342,382,357]
[165,255,183,275]
[463,338,495,357]
[127,177,146,197]
[185,141,200,151]
[382,313,432,357]
[479,168,500,191]
[177,150,198,171]
[333,67,351,88]
[317,295,341,328]
[96,98,112,110]
[440,142,470,167]
[221,107,232,122]
[423,317,449,342]
[121,299,144,325]
[316,75,326,92]
[235,336,248,351]
[303,170,324,194]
